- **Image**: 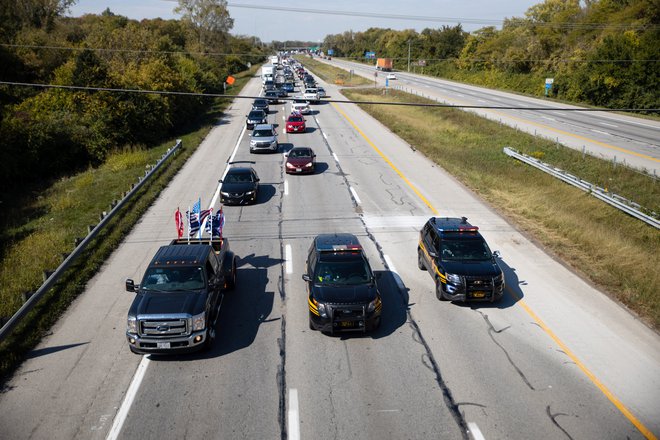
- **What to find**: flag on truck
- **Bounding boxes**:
[187,198,202,238]
[175,207,184,239]
[205,206,225,238]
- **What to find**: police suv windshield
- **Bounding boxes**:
[440,238,492,261]
[314,258,372,285]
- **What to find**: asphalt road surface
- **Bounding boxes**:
[0,72,658,440]
[324,57,660,176]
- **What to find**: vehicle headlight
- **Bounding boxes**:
[367,296,381,313]
[287,124,293,129]
[286,162,296,168]
[494,273,504,283]
[127,316,137,334]
[221,191,230,197]
[192,312,206,331]
[250,140,257,146]
[305,162,313,167]
[446,273,463,284]
[317,302,328,318]
[245,190,255,195]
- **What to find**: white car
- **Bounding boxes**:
[386,73,397,80]
[317,87,326,98]
[303,87,320,103]
[291,102,311,115]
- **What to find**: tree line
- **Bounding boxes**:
[322,0,659,111]
[0,0,267,192]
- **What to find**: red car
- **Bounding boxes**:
[286,113,306,133]
[285,147,316,174]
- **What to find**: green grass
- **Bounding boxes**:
[295,56,373,87]
[0,66,258,380]
[341,87,660,329]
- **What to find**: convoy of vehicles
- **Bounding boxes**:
[125,56,507,352]
[125,239,237,354]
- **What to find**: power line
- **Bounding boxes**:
[222,2,657,31]
[3,43,657,64]
[1,81,657,113]
[0,43,266,58]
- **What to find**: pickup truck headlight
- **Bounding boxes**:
[127,316,137,334]
[317,302,328,318]
[446,273,463,285]
[192,312,206,331]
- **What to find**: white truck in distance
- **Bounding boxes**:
[261,64,274,84]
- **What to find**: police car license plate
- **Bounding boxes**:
[339,321,355,328]
[472,291,486,298]
[157,342,171,349]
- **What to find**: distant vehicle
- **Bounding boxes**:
[317,87,326,98]
[386,73,397,80]
[261,64,274,83]
[220,166,260,205]
[125,238,237,354]
[276,88,288,98]
[291,101,311,115]
[250,123,279,153]
[264,90,279,104]
[252,98,269,112]
[285,146,316,174]
[245,109,267,129]
[376,58,393,71]
[304,233,382,334]
[285,113,306,133]
[418,217,505,302]
[304,87,320,103]
[281,82,295,93]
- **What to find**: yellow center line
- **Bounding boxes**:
[332,98,656,440]
[508,289,657,440]
[331,102,438,215]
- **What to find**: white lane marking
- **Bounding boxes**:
[376,409,400,413]
[349,186,361,204]
[323,132,328,140]
[467,422,486,440]
[383,255,405,290]
[106,356,150,440]
[288,389,300,440]
[542,116,557,122]
[553,111,567,116]
[284,179,289,196]
[285,244,293,274]
[477,99,486,103]
[599,122,619,128]
[591,129,611,136]
[332,152,339,163]
[456,93,465,97]
[283,115,286,121]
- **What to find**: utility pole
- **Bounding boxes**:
[407,40,411,72]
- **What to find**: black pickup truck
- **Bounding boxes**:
[125,239,237,354]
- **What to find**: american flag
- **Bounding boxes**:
[205,207,225,238]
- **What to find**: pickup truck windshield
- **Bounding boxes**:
[141,266,205,291]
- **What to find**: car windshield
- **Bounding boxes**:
[254,100,267,106]
[289,149,311,158]
[249,111,263,118]
[225,172,254,183]
[141,266,205,291]
[253,129,273,137]
[441,238,492,261]
[288,116,303,123]
[314,259,371,285]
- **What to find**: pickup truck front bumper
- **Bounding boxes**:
[126,329,207,354]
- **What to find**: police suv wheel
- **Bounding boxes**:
[417,248,425,270]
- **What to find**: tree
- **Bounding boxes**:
[174,0,233,51]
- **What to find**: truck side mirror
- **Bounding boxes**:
[493,250,501,258]
[302,274,311,282]
[125,279,136,292]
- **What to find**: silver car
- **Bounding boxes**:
[250,124,279,153]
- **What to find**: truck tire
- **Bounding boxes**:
[202,326,215,352]
[308,315,316,330]
[223,254,237,290]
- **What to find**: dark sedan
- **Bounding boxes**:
[285,147,316,174]
[219,167,260,205]
[245,109,267,129]
[252,98,269,112]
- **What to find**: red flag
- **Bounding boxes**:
[175,208,184,239]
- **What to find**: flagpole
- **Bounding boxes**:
[187,205,191,244]
[209,208,213,245]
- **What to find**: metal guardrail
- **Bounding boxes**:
[0,140,183,343]
[503,147,659,229]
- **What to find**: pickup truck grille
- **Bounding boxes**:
[139,318,189,337]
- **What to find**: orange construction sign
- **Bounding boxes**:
[226,76,235,85]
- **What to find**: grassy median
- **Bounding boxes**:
[0,67,258,380]
[341,88,659,330]
[295,56,373,87]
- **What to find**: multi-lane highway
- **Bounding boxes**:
[324,57,660,175]
[0,72,658,440]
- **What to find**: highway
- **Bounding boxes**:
[324,57,660,176]
[0,72,658,440]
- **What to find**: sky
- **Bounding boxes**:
[68,0,543,43]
